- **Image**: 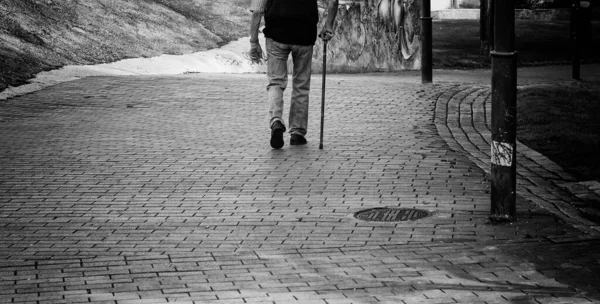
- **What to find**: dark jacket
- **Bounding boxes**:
[263,0,319,46]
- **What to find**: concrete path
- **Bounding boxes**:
[1,67,600,303]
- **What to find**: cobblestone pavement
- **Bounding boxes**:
[1,73,600,304]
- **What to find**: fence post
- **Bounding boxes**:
[571,0,581,80]
[421,0,433,83]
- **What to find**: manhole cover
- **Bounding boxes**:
[354,208,430,222]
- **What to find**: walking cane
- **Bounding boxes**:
[319,39,327,150]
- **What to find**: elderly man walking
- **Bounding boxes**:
[249,0,339,149]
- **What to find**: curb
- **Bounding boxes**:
[433,82,600,236]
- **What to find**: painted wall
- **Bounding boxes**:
[431,0,473,10]
[310,0,421,73]
[432,0,455,10]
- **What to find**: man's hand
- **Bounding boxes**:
[249,41,263,63]
[320,0,338,41]
[319,27,334,41]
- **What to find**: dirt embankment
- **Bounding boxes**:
[0,0,252,92]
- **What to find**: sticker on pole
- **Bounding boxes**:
[491,141,514,167]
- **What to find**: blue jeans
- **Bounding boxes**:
[266,38,313,136]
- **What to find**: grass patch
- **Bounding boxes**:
[517,81,600,181]
[143,0,252,42]
[0,0,253,89]
[433,20,600,69]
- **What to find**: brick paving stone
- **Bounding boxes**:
[1,73,600,303]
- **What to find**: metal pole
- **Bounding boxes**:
[490,0,517,221]
[488,0,495,52]
[479,0,490,55]
[421,0,433,83]
[319,41,327,150]
[571,0,580,80]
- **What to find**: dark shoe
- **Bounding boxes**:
[290,134,307,145]
[270,121,285,149]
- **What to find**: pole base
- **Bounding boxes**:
[319,144,323,149]
[489,214,516,223]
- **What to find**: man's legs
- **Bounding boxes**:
[266,38,291,149]
[266,38,291,129]
[289,44,313,141]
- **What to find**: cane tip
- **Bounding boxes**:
[319,144,323,149]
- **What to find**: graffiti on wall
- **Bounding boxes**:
[313,0,421,72]
[376,0,420,60]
